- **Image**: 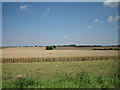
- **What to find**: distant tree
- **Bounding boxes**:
[46,46,53,50]
[53,45,56,48]
[69,44,76,47]
[108,48,113,50]
[35,45,37,47]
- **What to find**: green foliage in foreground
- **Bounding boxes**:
[3,72,119,88]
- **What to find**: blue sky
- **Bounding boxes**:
[2,2,119,46]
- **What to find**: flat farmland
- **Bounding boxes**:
[2,60,119,88]
[2,47,119,88]
[2,47,118,58]
[54,46,119,50]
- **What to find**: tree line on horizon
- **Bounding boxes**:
[1,44,120,48]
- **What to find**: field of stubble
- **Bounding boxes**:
[2,47,118,58]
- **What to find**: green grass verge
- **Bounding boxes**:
[2,60,119,88]
[2,72,119,88]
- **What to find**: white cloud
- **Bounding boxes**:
[20,4,30,11]
[114,15,120,21]
[20,5,27,10]
[64,35,68,39]
[43,8,51,17]
[47,8,50,12]
[87,26,91,29]
[94,19,99,23]
[108,15,120,22]
[108,16,113,22]
[103,0,119,8]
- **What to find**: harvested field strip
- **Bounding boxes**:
[2,56,118,63]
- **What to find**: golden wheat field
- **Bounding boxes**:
[2,47,118,58]
[1,47,118,63]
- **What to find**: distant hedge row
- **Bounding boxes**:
[92,48,120,50]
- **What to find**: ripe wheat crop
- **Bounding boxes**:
[2,56,118,63]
